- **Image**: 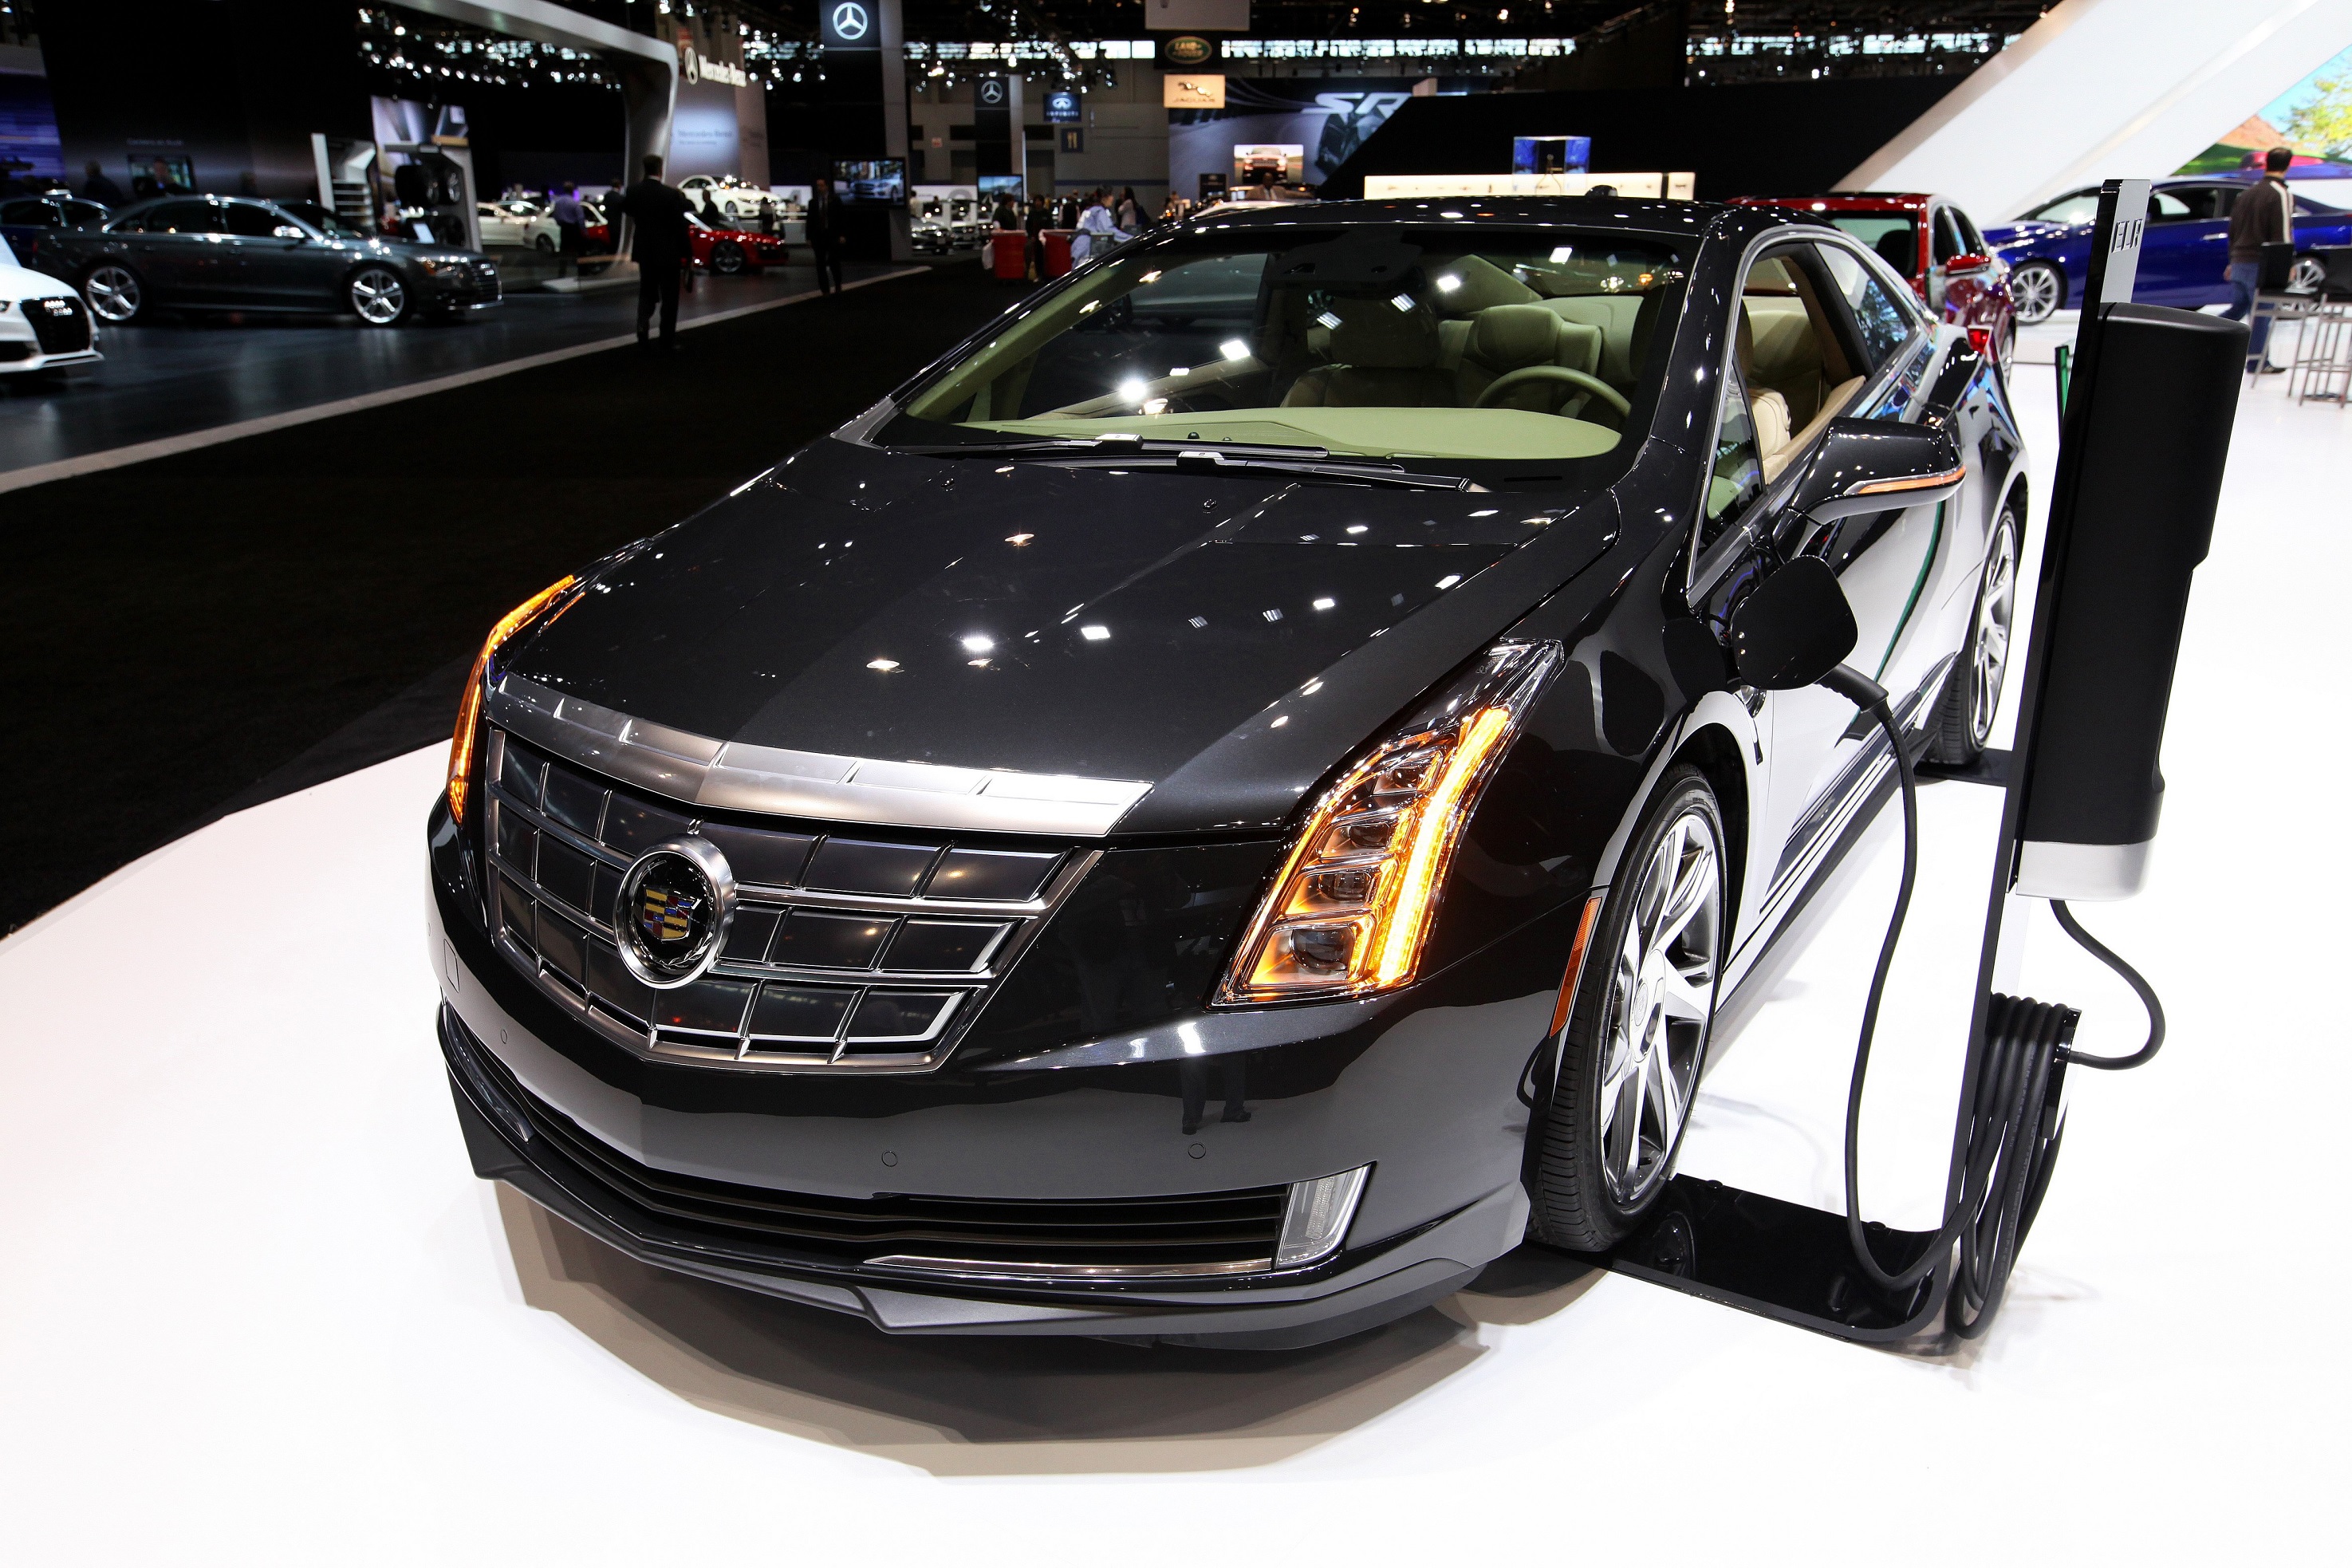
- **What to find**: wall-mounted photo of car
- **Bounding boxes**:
[1731,192,2017,373]
[37,195,499,327]
[1983,175,2352,323]
[680,174,773,223]
[0,233,100,376]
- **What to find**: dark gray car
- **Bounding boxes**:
[51,195,500,327]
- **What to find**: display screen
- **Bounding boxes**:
[835,159,906,205]
[978,175,1026,199]
[1513,136,1592,175]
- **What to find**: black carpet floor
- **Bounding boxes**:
[3,265,1018,933]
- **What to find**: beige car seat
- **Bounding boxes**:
[1739,294,1868,483]
[1284,296,1456,408]
[1456,305,1607,412]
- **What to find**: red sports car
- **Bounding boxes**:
[1730,192,2016,373]
[582,208,792,274]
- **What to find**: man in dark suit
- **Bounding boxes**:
[805,176,844,294]
[621,155,692,348]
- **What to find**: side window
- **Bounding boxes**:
[2147,189,2196,223]
[1932,208,1964,265]
[1952,208,1988,258]
[1700,360,1763,555]
[0,199,52,226]
[144,200,221,234]
[63,201,108,229]
[1818,244,1919,371]
[223,202,283,238]
[2025,191,2099,227]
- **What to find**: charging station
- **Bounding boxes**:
[1588,180,2244,1343]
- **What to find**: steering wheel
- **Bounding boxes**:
[1471,365,1632,418]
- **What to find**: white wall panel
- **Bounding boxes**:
[1841,0,2352,223]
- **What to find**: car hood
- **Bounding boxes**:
[0,262,75,301]
[502,436,1625,835]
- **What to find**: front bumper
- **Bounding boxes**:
[429,805,1563,1344]
[0,301,100,372]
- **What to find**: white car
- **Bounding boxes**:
[0,235,100,375]
[475,202,558,252]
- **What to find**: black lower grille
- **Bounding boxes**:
[26,295,91,354]
[460,1022,1287,1270]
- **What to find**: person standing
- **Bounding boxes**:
[1115,186,1140,234]
[2224,144,2298,374]
[621,155,692,349]
[81,160,125,206]
[806,176,845,294]
[550,180,585,274]
[1071,188,1118,263]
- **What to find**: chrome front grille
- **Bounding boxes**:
[483,727,1092,1072]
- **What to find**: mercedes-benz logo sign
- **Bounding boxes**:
[979,79,1006,105]
[614,837,736,989]
[830,2,869,41]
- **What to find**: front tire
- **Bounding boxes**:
[348,266,408,326]
[2010,260,2064,325]
[83,263,144,323]
[1531,767,1726,1252]
[709,241,746,276]
[534,233,556,254]
[2288,253,2326,294]
[1929,502,2020,765]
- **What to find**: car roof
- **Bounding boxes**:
[1184,195,1729,242]
[1730,192,1938,212]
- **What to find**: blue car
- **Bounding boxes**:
[1982,175,2352,322]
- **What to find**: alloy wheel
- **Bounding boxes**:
[1969,519,2019,746]
[2288,254,2326,294]
[1596,807,1721,1204]
[2011,262,2061,325]
[349,267,406,325]
[84,265,141,322]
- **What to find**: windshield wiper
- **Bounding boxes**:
[908,437,1472,490]
[1160,448,1473,491]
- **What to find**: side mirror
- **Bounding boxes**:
[1787,409,1964,525]
[1947,252,1991,274]
[1728,557,1858,691]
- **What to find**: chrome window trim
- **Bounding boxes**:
[489,672,1152,837]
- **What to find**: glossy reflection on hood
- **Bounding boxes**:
[506,439,1612,831]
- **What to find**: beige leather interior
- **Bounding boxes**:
[1283,296,1456,407]
[1290,254,1639,415]
[1738,286,1867,482]
[1455,305,1605,412]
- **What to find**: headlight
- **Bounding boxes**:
[1218,640,1562,1003]
[446,576,579,824]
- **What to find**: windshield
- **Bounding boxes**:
[280,201,363,239]
[886,225,1689,472]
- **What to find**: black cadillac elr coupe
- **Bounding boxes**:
[427,195,2024,1347]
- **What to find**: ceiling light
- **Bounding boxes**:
[961,634,995,653]
[866,658,900,672]
[1220,338,1252,360]
[1080,624,1111,641]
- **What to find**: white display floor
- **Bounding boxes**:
[2,340,2341,1562]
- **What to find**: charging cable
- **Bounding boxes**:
[1819,664,2165,1337]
